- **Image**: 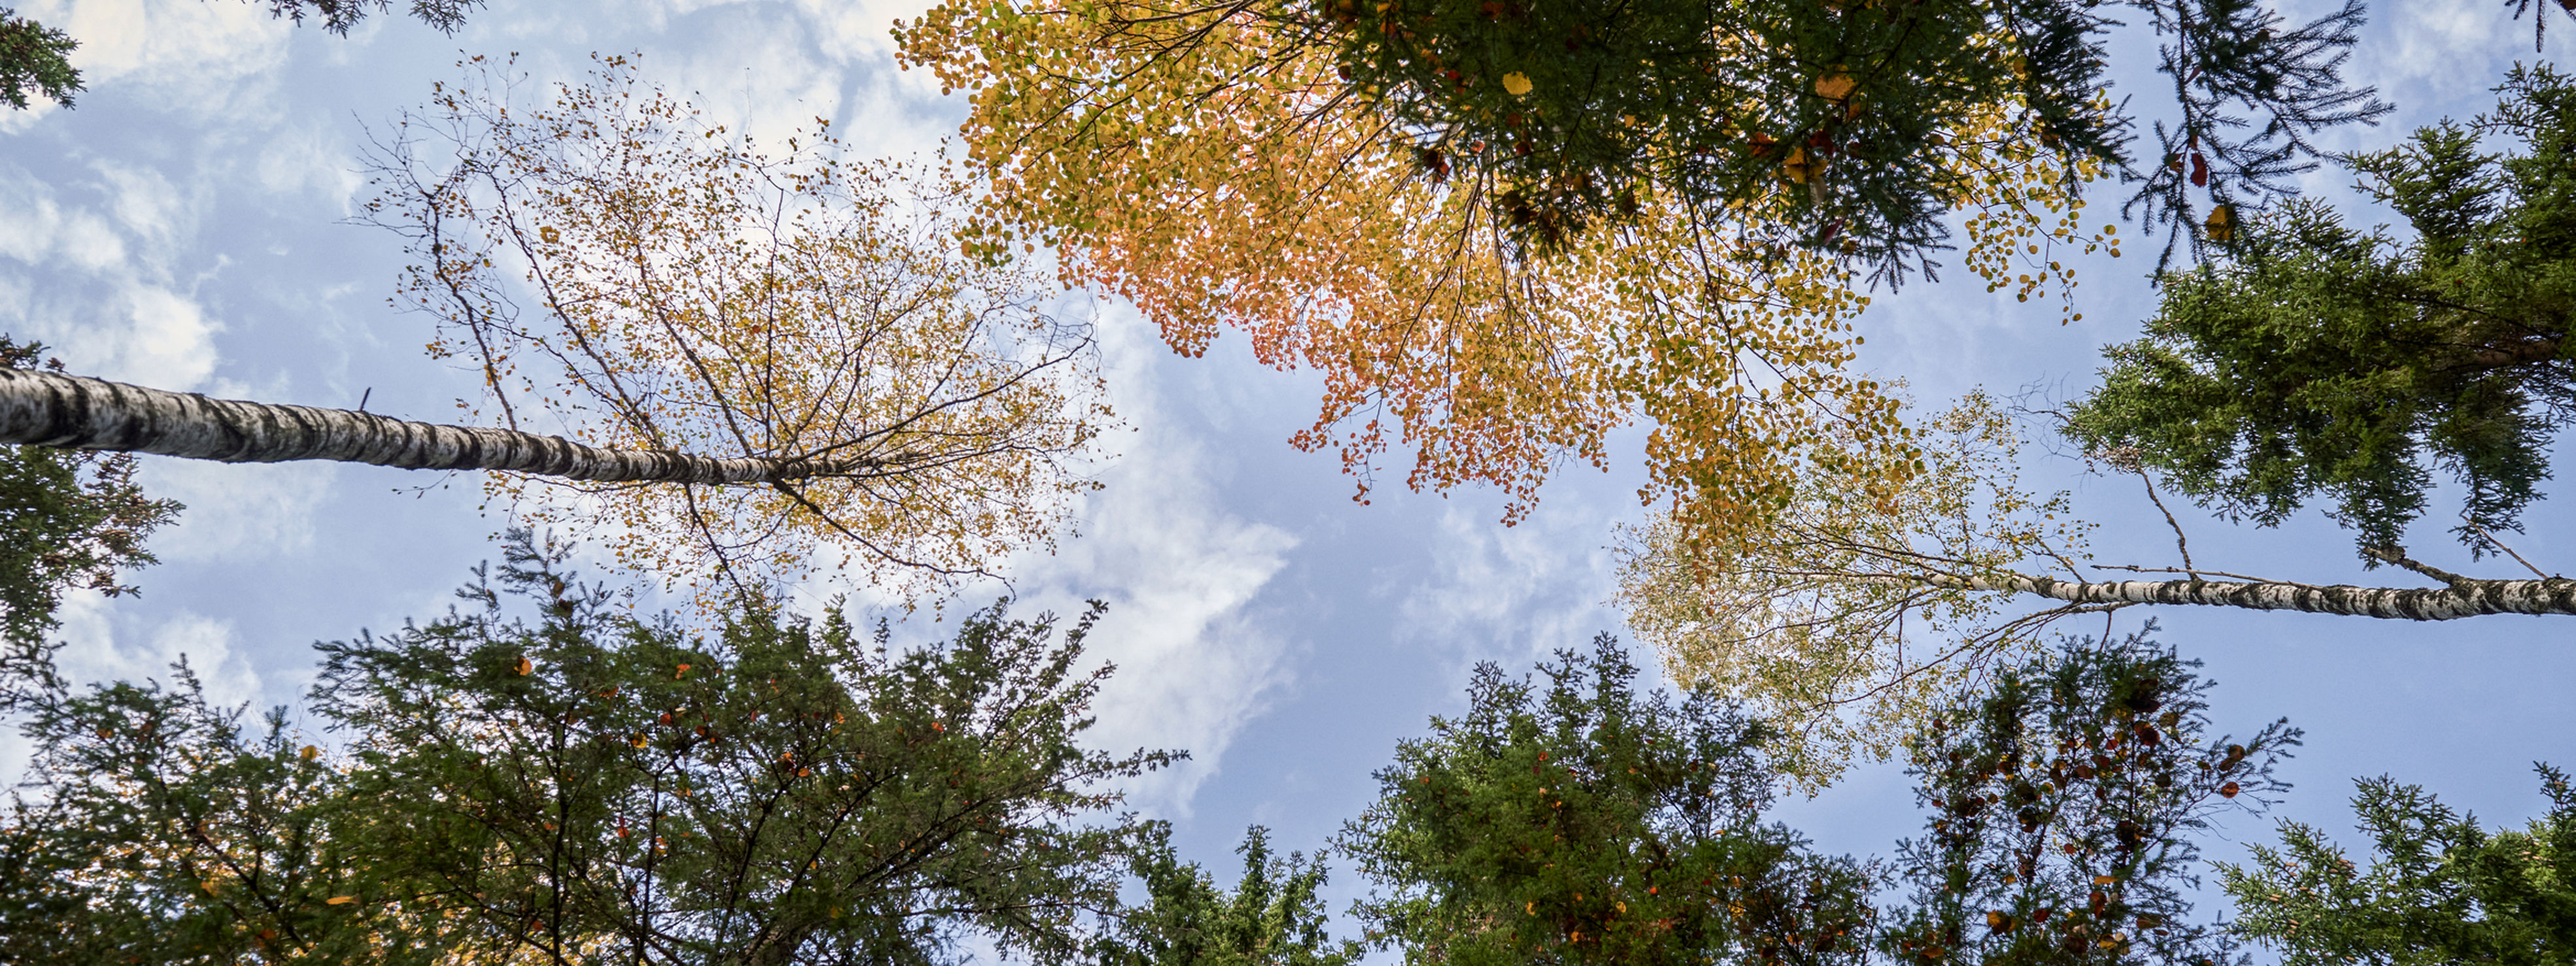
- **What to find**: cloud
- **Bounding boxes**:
[16,0,293,123]
[0,164,226,389]
[1397,499,1629,671]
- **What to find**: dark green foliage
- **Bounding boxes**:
[1882,630,2297,966]
[0,665,365,966]
[0,10,79,108]
[1336,635,1876,966]
[0,1,479,111]
[2066,65,2576,559]
[1097,825,1363,966]
[0,531,1176,966]
[2220,765,2576,966]
[1324,0,2386,277]
[0,337,181,710]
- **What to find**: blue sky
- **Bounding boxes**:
[3,0,2571,948]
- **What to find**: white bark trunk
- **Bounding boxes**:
[1910,571,2576,620]
[0,369,874,485]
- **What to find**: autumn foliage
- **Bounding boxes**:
[365,56,1111,603]
[896,0,2111,548]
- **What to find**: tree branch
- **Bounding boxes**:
[0,369,885,486]
[1884,568,2576,620]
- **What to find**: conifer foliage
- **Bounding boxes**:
[1336,637,1877,965]
[1882,632,2297,966]
[2069,65,2576,560]
[0,533,1174,966]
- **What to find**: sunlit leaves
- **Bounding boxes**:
[896,0,2103,550]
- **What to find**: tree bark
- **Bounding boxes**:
[0,369,878,485]
[1904,571,2576,620]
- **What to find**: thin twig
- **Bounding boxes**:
[2467,522,2554,580]
[2135,469,2199,580]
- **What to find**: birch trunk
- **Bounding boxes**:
[1906,571,2576,620]
[0,369,877,485]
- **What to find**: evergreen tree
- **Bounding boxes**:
[0,531,1176,966]
[2219,765,2575,966]
[1097,825,1363,966]
[2067,65,2576,561]
[1336,636,1877,966]
[1882,630,2298,966]
[0,337,180,710]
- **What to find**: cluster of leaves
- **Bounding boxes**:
[0,531,1172,965]
[0,0,479,110]
[897,0,2116,553]
[1618,391,2101,781]
[0,337,182,710]
[1336,637,1877,965]
[2067,65,2576,561]
[365,54,1112,604]
[1884,632,2297,966]
[2219,765,2573,965]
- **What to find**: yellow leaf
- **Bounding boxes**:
[2204,204,2235,242]
[327,895,356,905]
[2093,874,2118,885]
[515,656,533,676]
[1501,72,1533,96]
[301,745,319,761]
[1814,74,1856,101]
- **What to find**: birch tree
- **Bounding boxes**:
[3,55,1112,604]
[1618,391,2575,780]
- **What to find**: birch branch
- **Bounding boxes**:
[1890,569,2576,620]
[0,369,883,486]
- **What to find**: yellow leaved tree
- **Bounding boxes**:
[894,0,2113,551]
[362,55,1111,605]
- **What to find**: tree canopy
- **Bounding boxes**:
[897,0,2127,552]
[0,533,1173,965]
[1334,637,1878,965]
[2068,64,2576,562]
[2220,765,2575,966]
[360,54,1113,603]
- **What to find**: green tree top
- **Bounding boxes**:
[2066,65,2576,561]
[2220,765,2575,966]
[1336,636,1877,966]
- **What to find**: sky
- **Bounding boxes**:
[3,0,2571,952]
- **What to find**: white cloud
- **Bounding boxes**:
[134,458,337,564]
[17,0,292,123]
[1397,499,1627,671]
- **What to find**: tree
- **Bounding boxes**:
[1334,635,1877,965]
[1618,391,2575,778]
[1096,825,1363,966]
[2,55,1112,604]
[1880,632,2297,966]
[0,0,481,110]
[362,54,1111,601]
[0,531,1177,965]
[897,0,2124,550]
[0,339,181,710]
[2067,65,2576,564]
[2218,765,2575,966]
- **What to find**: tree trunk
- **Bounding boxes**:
[0,369,877,485]
[1907,571,2576,620]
